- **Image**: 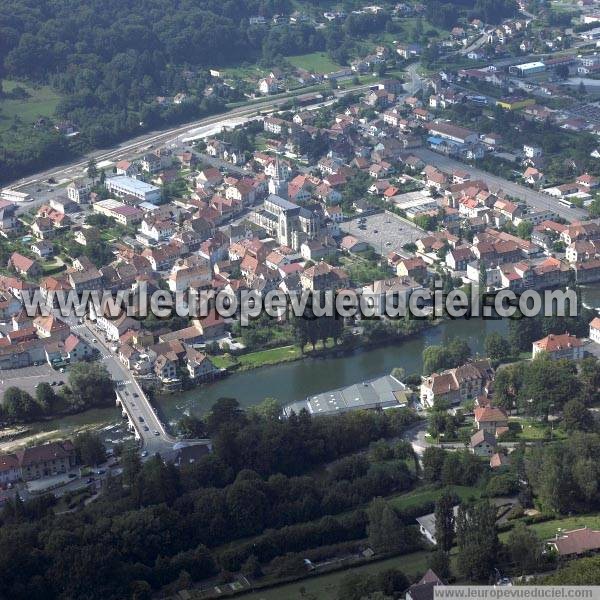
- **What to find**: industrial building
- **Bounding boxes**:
[283,374,410,417]
[106,175,161,204]
[509,61,545,77]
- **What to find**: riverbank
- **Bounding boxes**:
[155,315,510,423]
[12,283,600,444]
[209,323,437,374]
[0,406,127,453]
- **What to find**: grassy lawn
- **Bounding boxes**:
[238,345,301,368]
[286,52,341,74]
[500,514,600,543]
[221,65,266,81]
[510,417,567,442]
[388,484,483,512]
[0,80,62,133]
[211,346,302,371]
[238,551,431,600]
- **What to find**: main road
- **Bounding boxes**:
[64,316,183,456]
[413,148,588,223]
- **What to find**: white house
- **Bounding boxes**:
[590,317,600,344]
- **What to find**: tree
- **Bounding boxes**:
[555,64,569,79]
[422,447,446,483]
[206,398,246,434]
[74,431,106,466]
[484,333,511,362]
[516,220,533,241]
[87,158,98,182]
[521,355,580,418]
[121,445,142,487]
[434,490,456,552]
[241,555,262,578]
[508,313,542,352]
[3,387,40,421]
[34,382,56,412]
[428,550,451,581]
[366,497,409,554]
[507,523,543,575]
[177,415,207,438]
[478,260,487,293]
[542,556,600,584]
[68,362,114,409]
[563,399,594,432]
[455,501,499,581]
[249,397,281,421]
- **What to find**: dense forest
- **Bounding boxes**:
[0,400,421,599]
[0,0,323,182]
[0,0,518,182]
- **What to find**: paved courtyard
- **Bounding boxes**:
[0,364,64,398]
[340,211,424,257]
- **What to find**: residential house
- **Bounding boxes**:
[590,317,600,344]
[186,347,219,381]
[396,257,428,282]
[30,240,54,259]
[8,253,41,278]
[16,440,76,481]
[470,430,496,457]
[474,406,508,434]
[420,359,493,408]
[532,332,584,360]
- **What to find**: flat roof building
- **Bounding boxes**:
[509,61,545,77]
[283,374,409,417]
[1,189,31,203]
[106,176,161,204]
[93,198,143,226]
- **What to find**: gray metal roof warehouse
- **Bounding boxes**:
[283,374,409,417]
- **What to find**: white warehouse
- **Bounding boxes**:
[106,176,161,204]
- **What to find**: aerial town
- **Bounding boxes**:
[0,0,600,599]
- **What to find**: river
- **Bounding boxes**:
[155,317,509,423]
[18,285,600,436]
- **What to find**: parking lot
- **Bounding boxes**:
[340,211,424,257]
[0,364,65,397]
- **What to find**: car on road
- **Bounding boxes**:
[143,425,149,431]
[133,392,139,398]
[138,416,144,422]
[86,478,94,484]
[68,473,77,479]
[141,451,148,457]
[153,430,160,436]
[92,338,97,343]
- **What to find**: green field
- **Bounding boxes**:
[239,551,431,600]
[0,79,62,132]
[388,485,483,512]
[286,52,341,74]
[212,345,302,371]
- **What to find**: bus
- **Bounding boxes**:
[559,198,574,208]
